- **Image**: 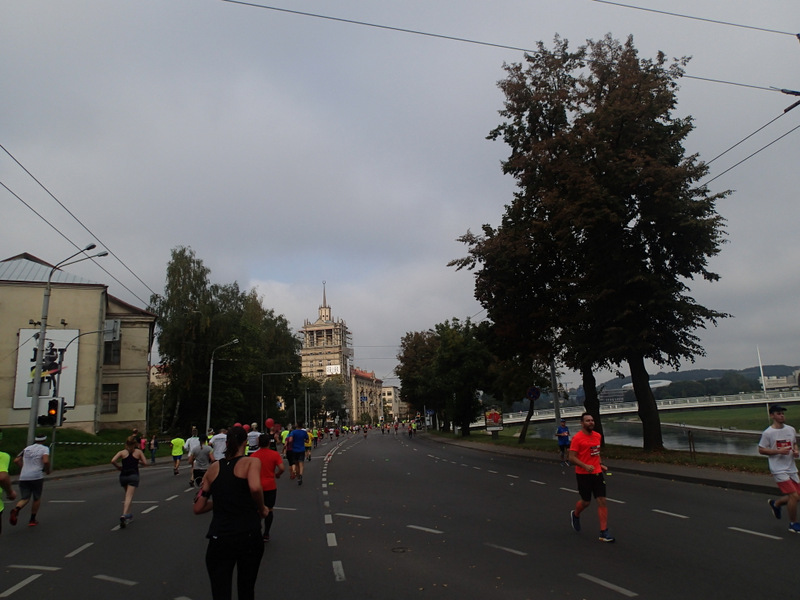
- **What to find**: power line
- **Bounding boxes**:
[0,178,150,305]
[706,113,787,165]
[0,143,157,303]
[703,122,800,186]
[590,0,799,37]
[220,0,784,94]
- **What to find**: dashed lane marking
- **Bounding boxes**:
[65,543,93,558]
[143,506,158,514]
[8,565,60,571]
[165,495,179,501]
[653,509,689,519]
[335,513,371,519]
[728,527,783,540]
[332,560,346,582]
[0,574,41,598]
[407,525,444,535]
[530,479,546,485]
[578,573,638,597]
[324,514,333,524]
[507,474,520,479]
[93,574,138,586]
[485,543,527,556]
[327,533,338,547]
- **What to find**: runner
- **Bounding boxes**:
[170,434,186,475]
[0,451,17,536]
[568,412,614,542]
[209,428,228,461]
[304,427,313,461]
[251,433,285,542]
[556,418,571,466]
[110,435,148,528]
[189,435,215,488]
[9,435,50,527]
[758,404,800,532]
[285,423,310,486]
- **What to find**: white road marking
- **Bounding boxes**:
[560,487,578,493]
[485,543,527,556]
[488,470,499,474]
[407,525,443,535]
[327,533,338,547]
[49,500,85,503]
[132,500,159,504]
[653,509,689,519]
[607,498,626,504]
[473,466,482,470]
[0,574,41,598]
[529,479,546,485]
[728,527,783,540]
[335,513,371,520]
[274,506,297,511]
[8,565,60,571]
[507,474,520,479]
[165,495,179,501]
[65,543,93,558]
[93,574,138,586]
[332,560,346,582]
[578,573,638,597]
[143,506,158,514]
[324,514,333,524]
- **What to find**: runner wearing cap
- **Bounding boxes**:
[758,404,800,533]
[9,435,51,527]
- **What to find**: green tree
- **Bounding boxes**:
[453,35,728,451]
[396,330,447,428]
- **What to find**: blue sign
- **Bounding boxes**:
[526,386,541,400]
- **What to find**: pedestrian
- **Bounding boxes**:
[556,418,571,466]
[9,434,51,527]
[758,404,800,533]
[184,427,200,457]
[190,434,216,487]
[247,423,260,455]
[0,451,18,536]
[210,428,228,460]
[285,422,310,485]
[149,433,159,464]
[193,425,268,600]
[568,412,615,542]
[110,435,148,528]
[170,434,186,475]
[304,427,313,461]
[251,433,285,542]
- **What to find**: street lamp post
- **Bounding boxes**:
[206,339,239,434]
[27,244,108,446]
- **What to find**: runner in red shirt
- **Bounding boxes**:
[251,434,285,542]
[568,413,614,542]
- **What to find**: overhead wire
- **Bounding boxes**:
[220,0,784,93]
[0,143,157,304]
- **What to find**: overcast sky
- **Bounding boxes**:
[2,0,798,388]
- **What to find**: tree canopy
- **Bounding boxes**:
[451,35,729,450]
[149,246,299,432]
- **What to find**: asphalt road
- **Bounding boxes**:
[1,431,795,599]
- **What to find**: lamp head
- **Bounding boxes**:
[84,243,97,251]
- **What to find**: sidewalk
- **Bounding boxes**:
[433,434,776,496]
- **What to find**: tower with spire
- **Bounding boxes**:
[299,282,353,382]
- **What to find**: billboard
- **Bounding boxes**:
[14,329,80,410]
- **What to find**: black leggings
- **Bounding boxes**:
[205,530,264,600]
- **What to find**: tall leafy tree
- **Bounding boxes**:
[453,35,728,450]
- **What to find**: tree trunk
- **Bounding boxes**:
[518,397,536,444]
[627,353,664,451]
[580,365,603,439]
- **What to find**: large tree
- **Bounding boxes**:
[453,35,728,451]
[149,246,299,432]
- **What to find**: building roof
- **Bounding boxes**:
[0,253,99,285]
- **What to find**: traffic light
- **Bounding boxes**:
[58,399,68,426]
[37,400,58,427]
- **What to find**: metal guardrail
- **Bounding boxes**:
[471,390,800,428]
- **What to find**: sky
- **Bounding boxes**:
[2,0,798,388]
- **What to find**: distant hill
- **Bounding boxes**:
[599,365,799,390]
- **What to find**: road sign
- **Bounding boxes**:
[527,386,541,400]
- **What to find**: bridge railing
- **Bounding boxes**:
[470,390,800,428]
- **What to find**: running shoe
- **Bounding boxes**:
[9,507,19,526]
[28,519,39,527]
[298,475,303,486]
[125,514,133,526]
[263,534,270,542]
[570,510,581,532]
[788,522,800,534]
[120,516,127,529]
[598,530,615,543]
[769,499,782,520]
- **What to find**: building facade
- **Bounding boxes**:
[351,368,383,424]
[0,254,156,433]
[299,285,353,382]
[381,385,408,422]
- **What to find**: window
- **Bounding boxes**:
[104,336,121,365]
[101,384,119,414]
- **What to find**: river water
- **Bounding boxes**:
[528,419,762,457]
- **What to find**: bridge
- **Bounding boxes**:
[471,390,800,429]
